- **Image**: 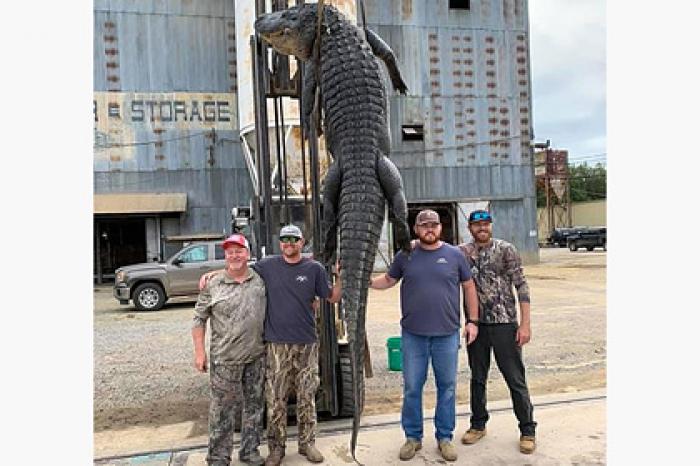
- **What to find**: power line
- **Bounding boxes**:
[569,152,607,159]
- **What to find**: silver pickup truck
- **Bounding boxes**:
[113,241,226,311]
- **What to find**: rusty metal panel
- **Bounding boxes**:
[366,0,536,258]
[367,0,531,171]
[93,1,246,236]
[94,3,234,92]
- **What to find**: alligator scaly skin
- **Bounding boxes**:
[255,6,410,461]
[318,11,404,461]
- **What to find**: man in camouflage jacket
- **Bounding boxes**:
[192,234,267,466]
[458,210,538,455]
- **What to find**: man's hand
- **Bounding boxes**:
[198,270,219,291]
[463,322,478,345]
[516,324,531,347]
[194,350,208,372]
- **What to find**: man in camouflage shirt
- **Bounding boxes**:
[458,210,538,455]
[192,234,267,466]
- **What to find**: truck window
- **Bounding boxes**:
[178,245,209,263]
[215,246,225,260]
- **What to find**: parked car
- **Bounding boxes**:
[547,227,575,247]
[567,227,606,252]
[113,241,232,311]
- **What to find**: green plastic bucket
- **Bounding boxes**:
[386,336,402,371]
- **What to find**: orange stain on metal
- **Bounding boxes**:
[401,0,412,20]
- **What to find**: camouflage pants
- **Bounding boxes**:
[207,355,265,466]
[265,342,319,451]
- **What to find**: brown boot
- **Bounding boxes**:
[264,447,285,466]
[461,428,487,445]
[298,444,324,463]
[519,435,536,454]
[438,440,458,462]
[398,439,422,461]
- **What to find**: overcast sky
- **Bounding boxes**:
[528,0,606,165]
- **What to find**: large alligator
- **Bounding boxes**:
[255,3,411,461]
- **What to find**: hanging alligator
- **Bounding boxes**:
[256,3,411,461]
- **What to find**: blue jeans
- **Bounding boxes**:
[401,329,460,442]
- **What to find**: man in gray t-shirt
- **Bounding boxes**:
[370,209,479,462]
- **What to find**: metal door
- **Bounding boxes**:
[166,244,212,295]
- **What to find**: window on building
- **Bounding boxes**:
[449,0,470,9]
[215,246,225,260]
[402,124,424,141]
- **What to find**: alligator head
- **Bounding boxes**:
[254,4,320,61]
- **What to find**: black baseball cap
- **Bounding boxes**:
[468,210,492,224]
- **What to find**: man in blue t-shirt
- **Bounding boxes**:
[254,224,341,465]
[370,209,479,462]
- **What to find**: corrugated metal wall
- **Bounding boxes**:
[92,0,539,260]
[366,0,539,260]
[93,0,250,235]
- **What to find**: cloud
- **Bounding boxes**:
[529,0,606,159]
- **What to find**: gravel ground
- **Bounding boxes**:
[94,247,606,433]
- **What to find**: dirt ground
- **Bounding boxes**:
[360,246,606,415]
[93,247,605,457]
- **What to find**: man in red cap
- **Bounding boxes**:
[192,233,267,466]
[198,226,342,465]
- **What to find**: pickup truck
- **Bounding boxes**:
[113,241,227,311]
[547,227,585,247]
[567,227,606,252]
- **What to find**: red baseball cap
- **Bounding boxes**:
[222,234,250,250]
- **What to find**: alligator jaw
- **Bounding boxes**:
[254,6,314,61]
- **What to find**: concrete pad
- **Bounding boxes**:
[95,389,605,465]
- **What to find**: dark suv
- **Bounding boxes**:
[567,227,606,252]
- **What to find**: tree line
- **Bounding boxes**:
[537,163,607,207]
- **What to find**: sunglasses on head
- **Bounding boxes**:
[280,236,300,244]
[471,212,491,222]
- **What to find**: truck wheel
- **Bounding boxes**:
[586,246,594,251]
[603,242,607,251]
[337,344,357,418]
[569,242,578,252]
[133,282,166,311]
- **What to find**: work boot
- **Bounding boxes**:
[461,428,487,445]
[298,444,324,463]
[264,447,285,466]
[398,439,422,461]
[519,435,536,454]
[438,440,458,462]
[240,449,264,466]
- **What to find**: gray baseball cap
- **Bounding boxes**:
[279,224,303,239]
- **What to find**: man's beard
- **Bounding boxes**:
[419,232,439,245]
[473,229,492,243]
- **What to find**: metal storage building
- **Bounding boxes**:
[93,0,251,280]
[367,0,539,263]
[93,0,539,281]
